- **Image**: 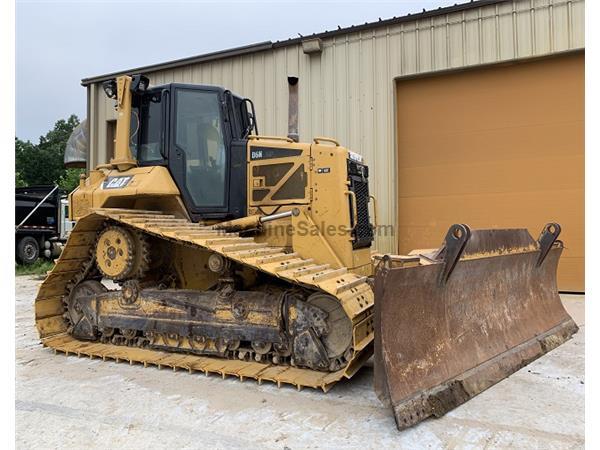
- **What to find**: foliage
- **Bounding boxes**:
[15,259,54,276]
[59,168,85,192]
[15,115,84,193]
[15,170,27,188]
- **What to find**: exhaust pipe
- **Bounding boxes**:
[287,76,299,142]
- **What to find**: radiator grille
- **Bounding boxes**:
[347,159,374,249]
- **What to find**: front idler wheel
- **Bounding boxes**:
[65,280,107,340]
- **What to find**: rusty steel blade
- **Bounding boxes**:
[374,223,578,430]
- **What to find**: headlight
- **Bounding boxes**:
[102,80,117,99]
[131,74,150,93]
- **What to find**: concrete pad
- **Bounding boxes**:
[16,276,584,449]
[562,294,585,326]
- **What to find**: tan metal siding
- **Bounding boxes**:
[88,0,584,254]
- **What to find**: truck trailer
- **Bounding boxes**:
[15,185,73,264]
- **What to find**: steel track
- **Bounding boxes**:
[35,209,375,392]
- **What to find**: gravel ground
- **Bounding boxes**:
[16,275,584,449]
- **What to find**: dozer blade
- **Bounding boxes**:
[374,223,578,430]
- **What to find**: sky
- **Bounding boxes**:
[16,0,457,142]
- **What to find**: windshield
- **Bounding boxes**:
[174,89,226,208]
[131,91,164,163]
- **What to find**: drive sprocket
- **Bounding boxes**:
[95,225,149,281]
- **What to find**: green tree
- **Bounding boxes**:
[59,168,84,192]
[15,115,84,192]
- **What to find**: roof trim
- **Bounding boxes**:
[81,0,507,86]
[271,0,507,48]
[81,41,273,86]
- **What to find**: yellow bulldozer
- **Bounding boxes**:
[35,74,578,430]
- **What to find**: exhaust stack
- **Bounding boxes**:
[287,76,299,142]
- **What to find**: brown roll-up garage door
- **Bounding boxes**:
[396,52,584,292]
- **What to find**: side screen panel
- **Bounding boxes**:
[247,142,311,208]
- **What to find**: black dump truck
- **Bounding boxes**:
[15,185,73,264]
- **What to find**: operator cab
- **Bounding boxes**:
[122,78,257,221]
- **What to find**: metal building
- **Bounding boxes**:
[82,0,585,291]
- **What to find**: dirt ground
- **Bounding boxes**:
[16,275,584,449]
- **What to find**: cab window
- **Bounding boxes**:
[130,91,164,163]
[174,89,226,208]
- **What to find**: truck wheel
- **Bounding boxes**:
[17,236,40,265]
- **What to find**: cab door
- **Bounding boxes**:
[169,85,232,220]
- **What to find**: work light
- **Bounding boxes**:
[102,80,117,99]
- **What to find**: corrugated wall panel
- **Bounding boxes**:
[252,53,266,128]
[273,49,287,134]
[360,31,375,159]
[571,0,585,47]
[297,50,311,139]
[534,0,552,55]
[514,2,528,57]
[333,36,348,143]
[309,51,322,140]
[417,19,432,72]
[322,41,334,138]
[481,7,499,62]
[552,1,570,51]
[447,16,464,67]
[376,27,396,253]
[464,9,482,65]
[231,58,243,94]
[497,1,515,59]
[346,38,360,149]
[88,0,585,253]
[432,16,446,70]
